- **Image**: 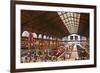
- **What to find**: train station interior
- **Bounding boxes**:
[21,10,89,63]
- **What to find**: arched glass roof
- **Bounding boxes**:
[58,12,80,34]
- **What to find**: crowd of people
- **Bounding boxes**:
[21,41,89,63]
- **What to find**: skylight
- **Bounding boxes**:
[58,12,80,34]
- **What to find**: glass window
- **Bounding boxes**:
[22,31,29,37]
[75,36,78,40]
[58,12,62,15]
[60,15,64,20]
[32,33,37,38]
[64,14,67,18]
[38,34,42,39]
[70,36,73,40]
[43,35,46,39]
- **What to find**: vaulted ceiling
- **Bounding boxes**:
[21,10,89,38]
